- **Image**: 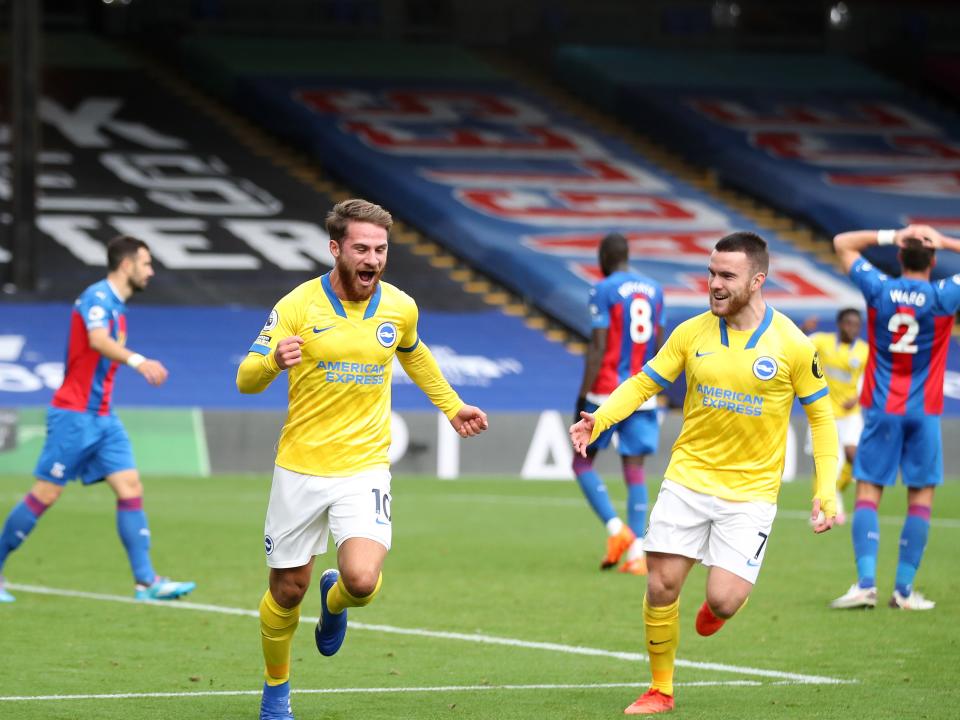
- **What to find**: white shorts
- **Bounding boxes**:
[836,414,863,448]
[263,465,392,569]
[643,479,777,584]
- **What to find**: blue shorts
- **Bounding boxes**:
[853,409,942,488]
[33,408,136,486]
[586,401,660,457]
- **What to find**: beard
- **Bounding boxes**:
[335,258,384,301]
[709,285,751,317]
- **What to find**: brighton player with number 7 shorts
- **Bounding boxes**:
[237,199,488,720]
[571,231,837,715]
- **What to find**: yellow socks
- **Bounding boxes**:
[644,596,680,697]
[260,590,301,686]
[838,461,853,492]
[326,572,383,615]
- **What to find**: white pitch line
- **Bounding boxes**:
[0,681,766,703]
[7,583,853,686]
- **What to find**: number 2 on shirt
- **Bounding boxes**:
[887,313,919,355]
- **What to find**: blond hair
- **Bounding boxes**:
[325,199,393,243]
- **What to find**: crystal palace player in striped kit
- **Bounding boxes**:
[0,236,195,603]
[574,233,665,575]
[831,224,960,611]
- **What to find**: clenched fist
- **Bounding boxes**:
[274,336,304,370]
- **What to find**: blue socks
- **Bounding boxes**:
[624,465,648,538]
[895,505,931,597]
[116,498,156,585]
[572,457,617,524]
[853,499,934,595]
[572,457,650,538]
[0,494,48,573]
[2,492,161,588]
[852,499,879,589]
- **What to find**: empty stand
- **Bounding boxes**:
[555,46,960,278]
[176,35,860,338]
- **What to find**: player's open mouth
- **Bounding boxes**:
[357,270,375,284]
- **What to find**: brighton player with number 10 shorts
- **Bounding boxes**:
[571,231,837,715]
[237,199,488,720]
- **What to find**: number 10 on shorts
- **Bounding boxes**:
[372,488,392,525]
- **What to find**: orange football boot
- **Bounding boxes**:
[601,526,636,569]
[618,556,648,576]
[695,600,726,637]
[624,689,674,715]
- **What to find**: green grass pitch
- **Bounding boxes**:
[1,473,959,719]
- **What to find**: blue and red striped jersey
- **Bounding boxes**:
[588,269,665,396]
[52,279,128,416]
[850,257,960,417]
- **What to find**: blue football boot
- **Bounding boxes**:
[314,569,347,656]
[0,576,14,603]
[259,681,294,720]
[135,577,196,601]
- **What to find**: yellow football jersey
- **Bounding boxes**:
[592,307,832,504]
[808,332,868,419]
[237,274,462,476]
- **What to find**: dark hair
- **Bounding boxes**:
[107,235,149,271]
[599,232,628,274]
[900,236,935,272]
[836,307,861,324]
[714,231,769,274]
[326,198,393,243]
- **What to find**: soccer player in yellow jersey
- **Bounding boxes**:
[570,231,838,715]
[803,309,868,524]
[237,199,488,720]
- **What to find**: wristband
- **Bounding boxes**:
[877,229,896,246]
[126,353,146,369]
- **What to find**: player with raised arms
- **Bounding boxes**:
[831,224,960,611]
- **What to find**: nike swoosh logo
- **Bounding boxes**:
[313,325,336,334]
[746,559,761,567]
[375,518,391,526]
[695,350,714,357]
[649,639,671,645]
